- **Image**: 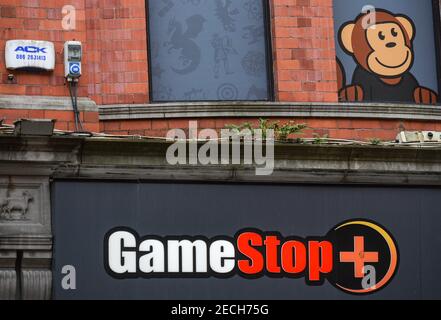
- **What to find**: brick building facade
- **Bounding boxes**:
[1,0,441,140]
[2,1,441,300]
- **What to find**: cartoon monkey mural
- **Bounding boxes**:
[337,9,438,104]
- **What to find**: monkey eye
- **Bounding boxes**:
[378,31,386,41]
[391,28,398,37]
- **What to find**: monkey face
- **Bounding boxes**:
[339,11,416,79]
[366,23,413,77]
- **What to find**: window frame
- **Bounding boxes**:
[145,0,275,104]
[333,0,441,105]
[432,0,441,98]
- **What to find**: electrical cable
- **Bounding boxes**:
[67,78,84,132]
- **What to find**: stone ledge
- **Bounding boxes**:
[0,95,98,112]
[0,236,52,251]
[2,135,441,186]
[99,102,441,121]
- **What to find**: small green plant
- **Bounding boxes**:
[257,118,279,139]
[312,133,329,145]
[225,122,254,134]
[277,122,308,141]
[369,138,383,145]
[225,119,307,141]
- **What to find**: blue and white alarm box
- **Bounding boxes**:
[64,41,82,78]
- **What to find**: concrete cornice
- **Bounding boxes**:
[2,96,440,121]
[0,95,98,112]
[98,102,441,121]
[1,135,441,186]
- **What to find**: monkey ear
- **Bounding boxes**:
[340,23,355,54]
[396,16,415,41]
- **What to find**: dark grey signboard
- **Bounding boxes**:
[148,0,271,102]
[52,182,441,299]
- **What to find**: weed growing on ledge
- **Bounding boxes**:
[225,119,308,142]
[312,133,330,145]
[369,138,383,146]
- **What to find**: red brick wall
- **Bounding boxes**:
[0,0,148,130]
[1,1,440,140]
[85,0,149,105]
[0,0,88,97]
[2,108,99,131]
[0,0,337,104]
[0,0,98,130]
[101,117,441,142]
[271,0,338,102]
[0,0,148,103]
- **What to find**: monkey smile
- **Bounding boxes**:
[375,51,410,69]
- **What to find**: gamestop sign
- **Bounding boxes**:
[105,220,398,295]
[53,182,441,299]
[5,40,55,71]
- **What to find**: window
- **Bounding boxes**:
[334,0,441,104]
[147,0,272,102]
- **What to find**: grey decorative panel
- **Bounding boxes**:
[148,0,271,102]
[0,177,51,236]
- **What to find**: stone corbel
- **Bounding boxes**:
[0,251,17,300]
[20,251,52,300]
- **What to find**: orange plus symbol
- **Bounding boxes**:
[340,236,379,279]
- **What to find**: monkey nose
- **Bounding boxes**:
[386,42,397,48]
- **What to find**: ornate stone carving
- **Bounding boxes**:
[0,177,51,236]
[0,191,34,221]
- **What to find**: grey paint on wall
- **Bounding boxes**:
[52,182,441,300]
[334,0,439,92]
[148,0,270,102]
